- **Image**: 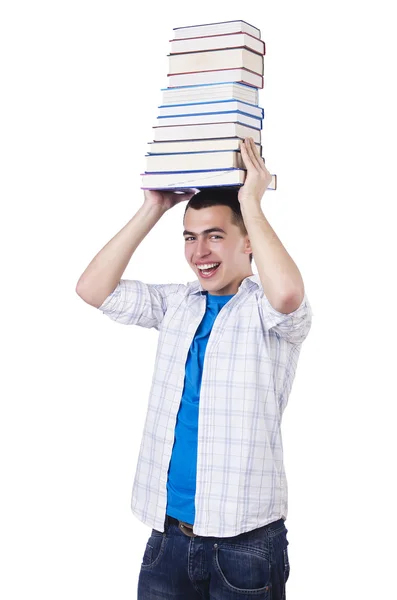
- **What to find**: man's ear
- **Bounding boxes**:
[244,236,253,256]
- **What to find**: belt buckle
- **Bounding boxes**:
[178,520,197,538]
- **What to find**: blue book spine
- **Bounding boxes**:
[158,99,264,117]
[156,112,262,130]
[145,168,245,174]
[157,110,263,122]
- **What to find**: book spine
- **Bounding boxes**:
[167,69,264,89]
[172,20,261,39]
[169,32,265,54]
[161,81,257,90]
[169,43,265,58]
[156,110,262,128]
[158,104,264,120]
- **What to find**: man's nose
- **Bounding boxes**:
[195,237,210,257]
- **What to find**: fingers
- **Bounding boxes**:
[247,138,268,172]
[240,138,254,169]
[240,138,268,174]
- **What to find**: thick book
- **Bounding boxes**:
[146,137,262,155]
[170,32,265,56]
[158,100,264,120]
[161,82,258,105]
[156,110,261,130]
[168,68,263,89]
[173,20,261,40]
[145,150,251,172]
[141,169,277,190]
[152,121,261,143]
[168,47,263,77]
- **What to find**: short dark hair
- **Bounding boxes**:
[184,187,253,263]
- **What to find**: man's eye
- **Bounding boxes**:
[184,235,222,241]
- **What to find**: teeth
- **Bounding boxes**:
[197,263,220,270]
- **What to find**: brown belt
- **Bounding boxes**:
[167,515,197,537]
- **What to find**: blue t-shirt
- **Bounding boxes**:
[166,291,235,523]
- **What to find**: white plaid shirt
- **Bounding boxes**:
[98,274,313,537]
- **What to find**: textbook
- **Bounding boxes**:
[173,20,261,40]
[158,100,264,120]
[161,82,259,105]
[155,110,261,130]
[141,20,277,194]
[168,47,264,78]
[170,32,265,56]
[141,169,277,190]
[152,122,261,143]
[168,67,263,89]
[145,150,249,172]
[146,138,262,155]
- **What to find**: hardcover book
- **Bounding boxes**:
[146,137,262,155]
[170,32,265,56]
[141,169,276,190]
[145,150,250,172]
[167,68,263,89]
[161,82,259,105]
[173,20,261,40]
[152,121,261,143]
[168,47,264,77]
[155,110,261,130]
[158,100,264,119]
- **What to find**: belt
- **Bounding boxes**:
[166,515,198,537]
[166,514,285,538]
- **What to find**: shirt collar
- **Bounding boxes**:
[186,274,261,296]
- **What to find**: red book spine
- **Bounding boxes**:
[167,67,264,88]
[169,32,265,55]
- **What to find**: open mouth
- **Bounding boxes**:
[196,262,221,279]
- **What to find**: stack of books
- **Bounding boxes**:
[141,20,277,192]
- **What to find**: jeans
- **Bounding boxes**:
[137,515,290,599]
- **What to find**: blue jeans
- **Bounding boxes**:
[137,515,290,599]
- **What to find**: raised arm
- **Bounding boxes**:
[75,190,196,308]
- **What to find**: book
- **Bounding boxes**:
[168,47,263,77]
[152,122,261,143]
[145,150,251,172]
[170,32,265,56]
[158,100,264,120]
[146,137,262,155]
[173,20,261,40]
[141,169,277,190]
[168,68,263,89]
[141,21,277,195]
[161,82,258,105]
[156,110,261,130]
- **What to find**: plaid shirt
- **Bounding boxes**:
[98,274,313,537]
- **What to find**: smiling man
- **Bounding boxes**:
[183,199,253,295]
[76,138,313,600]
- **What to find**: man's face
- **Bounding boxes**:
[183,205,253,296]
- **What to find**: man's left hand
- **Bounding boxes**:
[238,137,273,206]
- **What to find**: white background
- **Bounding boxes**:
[1,1,396,598]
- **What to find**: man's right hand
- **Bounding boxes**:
[76,188,199,308]
[143,189,198,212]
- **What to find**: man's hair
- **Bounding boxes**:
[184,187,253,263]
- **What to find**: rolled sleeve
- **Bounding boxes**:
[98,279,184,330]
[259,291,313,344]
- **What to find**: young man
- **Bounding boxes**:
[76,138,312,599]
